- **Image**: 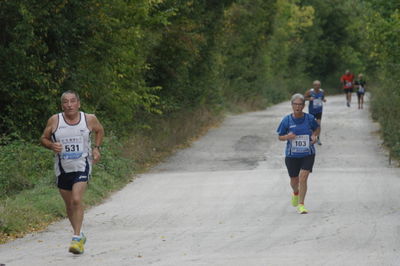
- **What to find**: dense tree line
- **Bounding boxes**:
[362,0,400,156]
[0,0,399,156]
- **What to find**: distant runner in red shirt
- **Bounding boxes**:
[340,70,354,107]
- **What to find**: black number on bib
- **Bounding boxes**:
[65,145,80,152]
[296,141,307,146]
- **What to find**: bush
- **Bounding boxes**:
[0,138,54,198]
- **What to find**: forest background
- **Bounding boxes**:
[0,0,399,241]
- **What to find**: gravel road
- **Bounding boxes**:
[1,94,399,266]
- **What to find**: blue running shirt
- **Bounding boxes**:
[276,113,319,158]
[308,89,324,115]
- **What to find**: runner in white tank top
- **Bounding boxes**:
[52,111,92,177]
[41,90,104,254]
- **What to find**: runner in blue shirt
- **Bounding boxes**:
[277,93,320,214]
[305,80,326,145]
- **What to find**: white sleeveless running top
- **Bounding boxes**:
[52,112,92,176]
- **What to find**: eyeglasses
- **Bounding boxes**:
[292,103,304,106]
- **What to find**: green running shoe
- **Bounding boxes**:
[291,194,299,207]
[297,204,308,214]
[69,233,87,254]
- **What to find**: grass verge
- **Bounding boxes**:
[369,85,400,164]
[0,134,133,243]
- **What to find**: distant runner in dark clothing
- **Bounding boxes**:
[354,73,366,109]
[305,80,326,145]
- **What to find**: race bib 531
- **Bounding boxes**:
[60,136,84,159]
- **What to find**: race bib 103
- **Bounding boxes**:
[291,135,310,153]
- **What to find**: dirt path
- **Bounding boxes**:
[1,94,399,266]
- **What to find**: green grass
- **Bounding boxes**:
[0,134,134,242]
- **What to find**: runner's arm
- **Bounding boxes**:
[322,91,327,102]
[311,127,320,144]
[87,114,104,164]
[277,117,295,141]
[40,115,62,153]
[304,90,313,101]
[279,132,296,141]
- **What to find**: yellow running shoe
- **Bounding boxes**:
[69,234,87,254]
[291,194,299,207]
[297,204,308,214]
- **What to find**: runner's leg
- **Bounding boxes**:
[298,169,310,204]
[59,189,74,228]
[345,91,351,107]
[290,177,299,195]
[59,182,87,236]
[361,94,364,109]
[349,91,352,105]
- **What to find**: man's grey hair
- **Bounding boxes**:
[61,90,80,102]
[313,80,321,85]
[291,93,305,104]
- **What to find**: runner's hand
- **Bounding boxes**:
[92,148,101,164]
[310,135,318,144]
[51,142,63,153]
[286,132,296,140]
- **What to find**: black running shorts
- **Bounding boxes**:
[311,112,322,120]
[285,154,315,178]
[57,171,90,190]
